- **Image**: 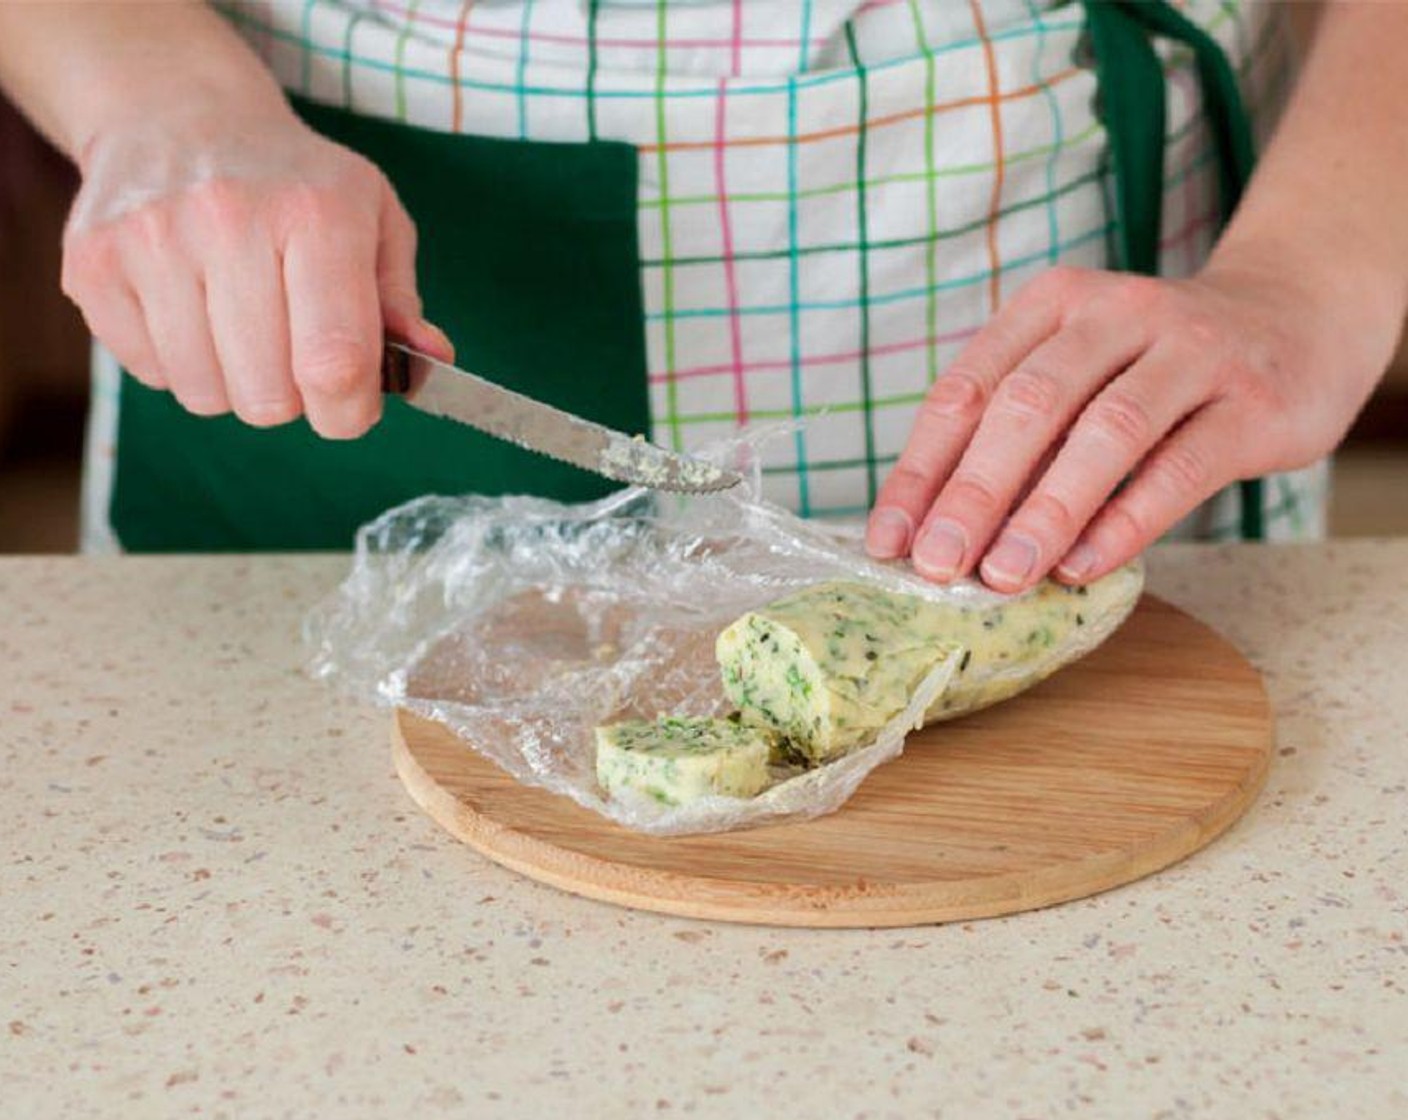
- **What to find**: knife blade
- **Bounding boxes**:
[381,342,742,494]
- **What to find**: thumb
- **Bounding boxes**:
[376,180,454,362]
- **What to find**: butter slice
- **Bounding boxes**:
[595,717,773,806]
[716,565,1141,762]
[715,582,962,763]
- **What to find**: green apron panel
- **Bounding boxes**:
[112,98,650,551]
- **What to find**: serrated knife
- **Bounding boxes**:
[381,341,742,494]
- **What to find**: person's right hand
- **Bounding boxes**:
[61,100,452,438]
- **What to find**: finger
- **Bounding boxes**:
[865,270,1072,559]
[978,340,1213,592]
[911,310,1149,583]
[376,183,454,363]
[75,281,167,390]
[204,242,301,428]
[283,222,383,440]
[1056,402,1245,583]
[62,234,166,389]
[122,225,228,415]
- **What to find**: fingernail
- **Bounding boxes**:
[914,519,967,580]
[981,531,1039,588]
[866,508,913,558]
[1058,542,1099,582]
[419,319,454,359]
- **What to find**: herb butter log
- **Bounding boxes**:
[716,564,1143,763]
[595,717,774,805]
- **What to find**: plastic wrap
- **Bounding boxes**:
[306,440,1143,835]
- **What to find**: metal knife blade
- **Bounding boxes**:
[381,342,742,494]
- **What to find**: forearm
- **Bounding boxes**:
[0,1,289,164]
[1210,1,1408,351]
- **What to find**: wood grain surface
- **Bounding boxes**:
[393,596,1273,928]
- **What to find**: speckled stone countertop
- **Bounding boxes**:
[1,544,1405,1119]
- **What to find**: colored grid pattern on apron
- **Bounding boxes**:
[82,0,1326,550]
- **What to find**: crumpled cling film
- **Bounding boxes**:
[305,435,1144,835]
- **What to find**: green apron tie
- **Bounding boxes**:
[1080,0,1265,540]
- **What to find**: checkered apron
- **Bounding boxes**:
[83,0,1327,550]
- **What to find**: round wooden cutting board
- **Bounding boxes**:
[392,596,1273,928]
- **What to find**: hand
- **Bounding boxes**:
[61,99,452,438]
[865,253,1397,591]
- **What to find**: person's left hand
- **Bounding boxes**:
[864,252,1398,592]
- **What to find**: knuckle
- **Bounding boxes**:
[176,392,230,418]
[311,399,381,441]
[885,463,936,496]
[191,178,253,235]
[1105,274,1162,314]
[125,359,167,390]
[997,368,1062,420]
[131,204,175,250]
[236,397,302,428]
[1179,312,1221,349]
[279,181,345,229]
[921,371,988,423]
[118,356,166,391]
[337,149,380,186]
[1224,357,1282,411]
[377,277,422,320]
[1083,389,1153,451]
[1102,500,1152,549]
[1019,490,1080,537]
[60,266,93,307]
[60,232,114,296]
[280,181,319,219]
[297,337,374,396]
[59,257,88,301]
[1149,441,1210,494]
[945,470,1003,514]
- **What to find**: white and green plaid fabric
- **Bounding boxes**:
[83,0,1327,550]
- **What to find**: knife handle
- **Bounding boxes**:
[380,344,412,395]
